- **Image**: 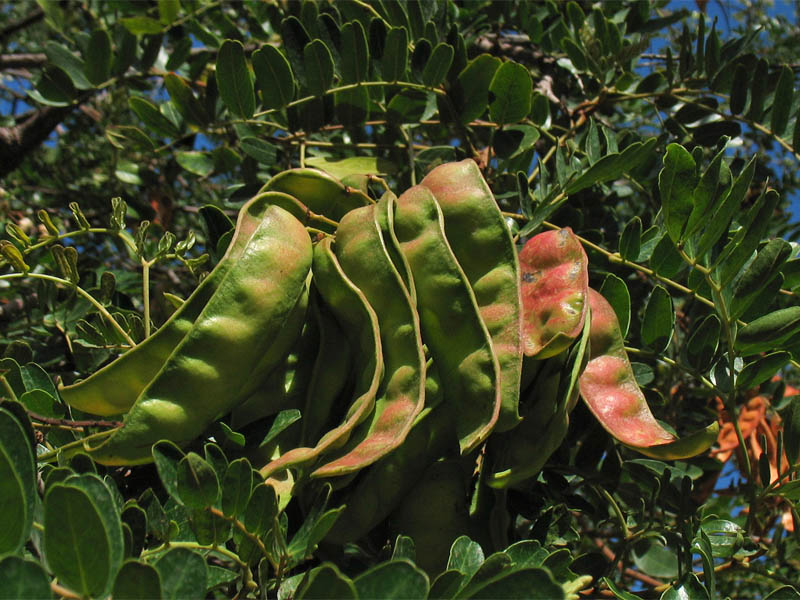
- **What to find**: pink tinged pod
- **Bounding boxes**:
[579,289,718,459]
[519,228,589,358]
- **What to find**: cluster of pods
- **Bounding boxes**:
[59,160,716,549]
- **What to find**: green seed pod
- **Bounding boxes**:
[259,237,383,478]
[393,186,501,453]
[261,168,372,222]
[59,194,278,416]
[420,159,523,431]
[87,204,312,465]
[312,202,426,477]
[325,364,455,544]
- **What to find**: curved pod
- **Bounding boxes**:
[421,159,523,431]
[88,202,313,465]
[392,186,501,453]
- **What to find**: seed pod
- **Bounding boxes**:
[487,313,590,488]
[393,186,501,453]
[312,202,426,477]
[519,227,589,359]
[579,289,718,459]
[262,168,372,222]
[87,204,313,465]
[59,197,279,417]
[325,365,455,545]
[259,237,383,478]
[421,159,523,432]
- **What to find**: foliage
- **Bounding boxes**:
[2,0,800,598]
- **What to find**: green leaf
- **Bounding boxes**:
[600,273,631,338]
[176,151,214,176]
[453,54,502,124]
[152,440,185,502]
[158,0,180,24]
[641,286,674,353]
[305,156,398,179]
[304,39,335,97]
[736,307,800,355]
[221,458,253,518]
[685,314,720,372]
[44,41,92,89]
[296,563,357,600]
[216,40,255,119]
[565,139,656,194]
[353,560,429,599]
[785,396,800,464]
[154,547,208,600]
[650,234,685,279]
[121,16,164,35]
[45,484,114,597]
[659,143,697,243]
[715,190,782,286]
[176,452,220,509]
[737,352,791,391]
[0,556,53,600]
[30,66,76,106]
[632,538,679,578]
[129,97,181,138]
[85,29,112,86]
[562,38,587,71]
[729,64,748,114]
[423,42,454,87]
[684,144,727,241]
[240,137,278,164]
[493,124,540,160]
[0,407,35,556]
[619,217,642,261]
[113,560,163,600]
[335,86,370,125]
[341,20,369,83]
[731,239,792,319]
[695,155,755,259]
[252,45,295,109]
[165,73,208,128]
[530,92,550,126]
[770,65,794,136]
[382,27,408,81]
[462,567,565,599]
[447,536,485,576]
[489,61,532,125]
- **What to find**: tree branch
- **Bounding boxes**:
[0,52,47,70]
[0,104,75,177]
[0,8,44,42]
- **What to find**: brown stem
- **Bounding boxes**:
[27,411,122,429]
[595,538,665,588]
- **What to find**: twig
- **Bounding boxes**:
[27,411,122,429]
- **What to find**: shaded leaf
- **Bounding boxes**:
[252,45,295,109]
[641,286,674,353]
[489,61,532,125]
[217,39,255,118]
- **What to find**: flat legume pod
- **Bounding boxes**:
[487,314,590,488]
[299,293,352,446]
[392,186,501,453]
[58,197,274,416]
[519,228,589,359]
[325,364,455,544]
[312,202,426,477]
[421,159,523,431]
[579,288,718,459]
[259,237,383,478]
[87,203,312,465]
[262,168,372,222]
